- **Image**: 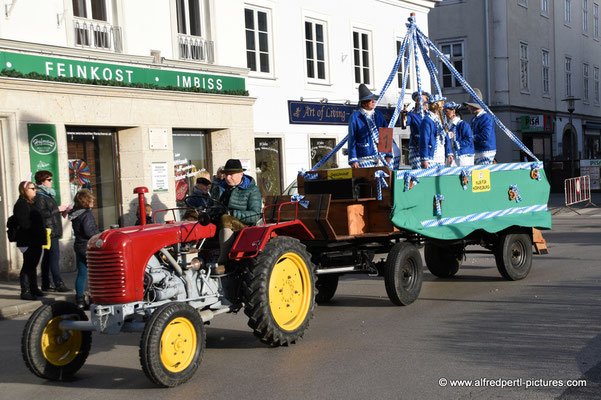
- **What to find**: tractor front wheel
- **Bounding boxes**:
[22,301,91,381]
[384,242,423,306]
[244,236,315,346]
[139,303,205,387]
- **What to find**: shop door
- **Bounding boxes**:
[172,130,209,207]
[255,138,283,197]
[310,138,338,169]
[67,129,120,230]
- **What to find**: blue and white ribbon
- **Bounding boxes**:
[374,170,389,200]
[403,171,420,191]
[291,194,310,208]
[460,169,469,190]
[530,163,542,181]
[299,168,318,180]
[509,185,522,203]
[434,194,445,216]
[395,161,544,180]
[421,204,548,227]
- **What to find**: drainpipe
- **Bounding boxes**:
[484,0,491,104]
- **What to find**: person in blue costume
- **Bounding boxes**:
[401,91,430,168]
[463,88,496,165]
[347,84,392,168]
[419,94,453,169]
[444,101,474,166]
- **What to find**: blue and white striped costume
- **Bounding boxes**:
[347,108,391,167]
[471,110,496,165]
[406,109,423,169]
[419,111,451,167]
[446,116,475,167]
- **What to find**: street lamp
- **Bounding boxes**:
[561,96,580,178]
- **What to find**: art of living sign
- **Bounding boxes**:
[288,100,395,126]
[0,50,245,92]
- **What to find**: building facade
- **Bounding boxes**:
[429,0,601,191]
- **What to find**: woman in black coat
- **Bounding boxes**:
[68,189,99,309]
[13,181,46,300]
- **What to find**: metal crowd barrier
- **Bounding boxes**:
[554,175,598,215]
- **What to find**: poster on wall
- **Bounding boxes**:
[151,162,169,193]
[27,123,60,203]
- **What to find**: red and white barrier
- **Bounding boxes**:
[564,175,592,206]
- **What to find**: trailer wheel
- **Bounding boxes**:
[139,303,205,387]
[495,233,533,281]
[384,242,423,306]
[315,274,339,304]
[22,301,91,381]
[244,236,315,346]
[424,243,463,278]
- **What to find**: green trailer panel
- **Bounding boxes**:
[390,163,552,240]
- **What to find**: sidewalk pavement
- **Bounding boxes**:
[1,192,599,320]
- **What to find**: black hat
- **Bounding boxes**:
[358,83,378,102]
[196,177,211,185]
[222,159,245,174]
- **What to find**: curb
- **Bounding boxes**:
[0,294,72,320]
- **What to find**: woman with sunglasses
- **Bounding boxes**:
[13,181,46,299]
[34,170,70,293]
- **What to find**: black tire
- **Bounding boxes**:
[424,243,464,278]
[139,303,205,387]
[384,242,423,306]
[243,236,315,346]
[495,233,533,281]
[315,274,339,304]
[21,301,91,381]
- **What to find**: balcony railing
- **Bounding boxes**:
[178,34,214,63]
[74,17,123,53]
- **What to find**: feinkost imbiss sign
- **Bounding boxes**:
[0,50,245,92]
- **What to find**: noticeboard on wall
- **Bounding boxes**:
[27,123,60,203]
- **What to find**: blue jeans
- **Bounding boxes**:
[75,252,88,297]
[41,237,63,288]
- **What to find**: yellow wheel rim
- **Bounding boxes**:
[159,317,197,373]
[268,252,312,331]
[41,316,82,366]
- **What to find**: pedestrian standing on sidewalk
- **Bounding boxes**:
[34,170,70,293]
[13,181,46,300]
[68,189,99,309]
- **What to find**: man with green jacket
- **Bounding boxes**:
[210,159,262,270]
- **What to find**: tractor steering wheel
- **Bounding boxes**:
[184,193,229,224]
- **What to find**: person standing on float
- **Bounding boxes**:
[464,88,496,165]
[347,84,392,168]
[444,101,474,166]
[402,91,429,169]
[419,94,453,168]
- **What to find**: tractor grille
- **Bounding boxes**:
[87,250,127,299]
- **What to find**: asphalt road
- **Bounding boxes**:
[1,211,600,400]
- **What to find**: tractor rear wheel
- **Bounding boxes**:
[495,233,532,281]
[22,301,91,381]
[424,243,464,278]
[384,242,423,306]
[315,274,339,304]
[139,303,205,387]
[243,236,315,346]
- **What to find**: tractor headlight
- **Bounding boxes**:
[189,257,205,271]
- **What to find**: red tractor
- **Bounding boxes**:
[21,187,317,387]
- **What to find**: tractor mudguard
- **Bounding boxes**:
[229,220,314,260]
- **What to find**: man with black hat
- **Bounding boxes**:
[463,88,496,165]
[210,159,262,271]
[347,83,392,168]
[188,173,212,208]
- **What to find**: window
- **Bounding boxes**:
[352,29,372,85]
[584,0,589,32]
[245,6,272,75]
[584,63,590,102]
[595,3,599,38]
[396,39,411,90]
[310,138,337,169]
[541,0,549,15]
[542,50,550,96]
[172,130,208,208]
[305,19,328,82]
[595,66,600,104]
[439,41,464,89]
[176,0,202,37]
[520,42,529,91]
[73,0,107,20]
[565,57,572,96]
[565,0,572,24]
[255,138,283,197]
[72,0,121,52]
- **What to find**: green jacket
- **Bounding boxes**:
[211,175,262,225]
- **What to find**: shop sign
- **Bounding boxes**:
[288,101,395,126]
[0,50,245,92]
[519,115,553,133]
[27,123,60,203]
[151,162,169,193]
